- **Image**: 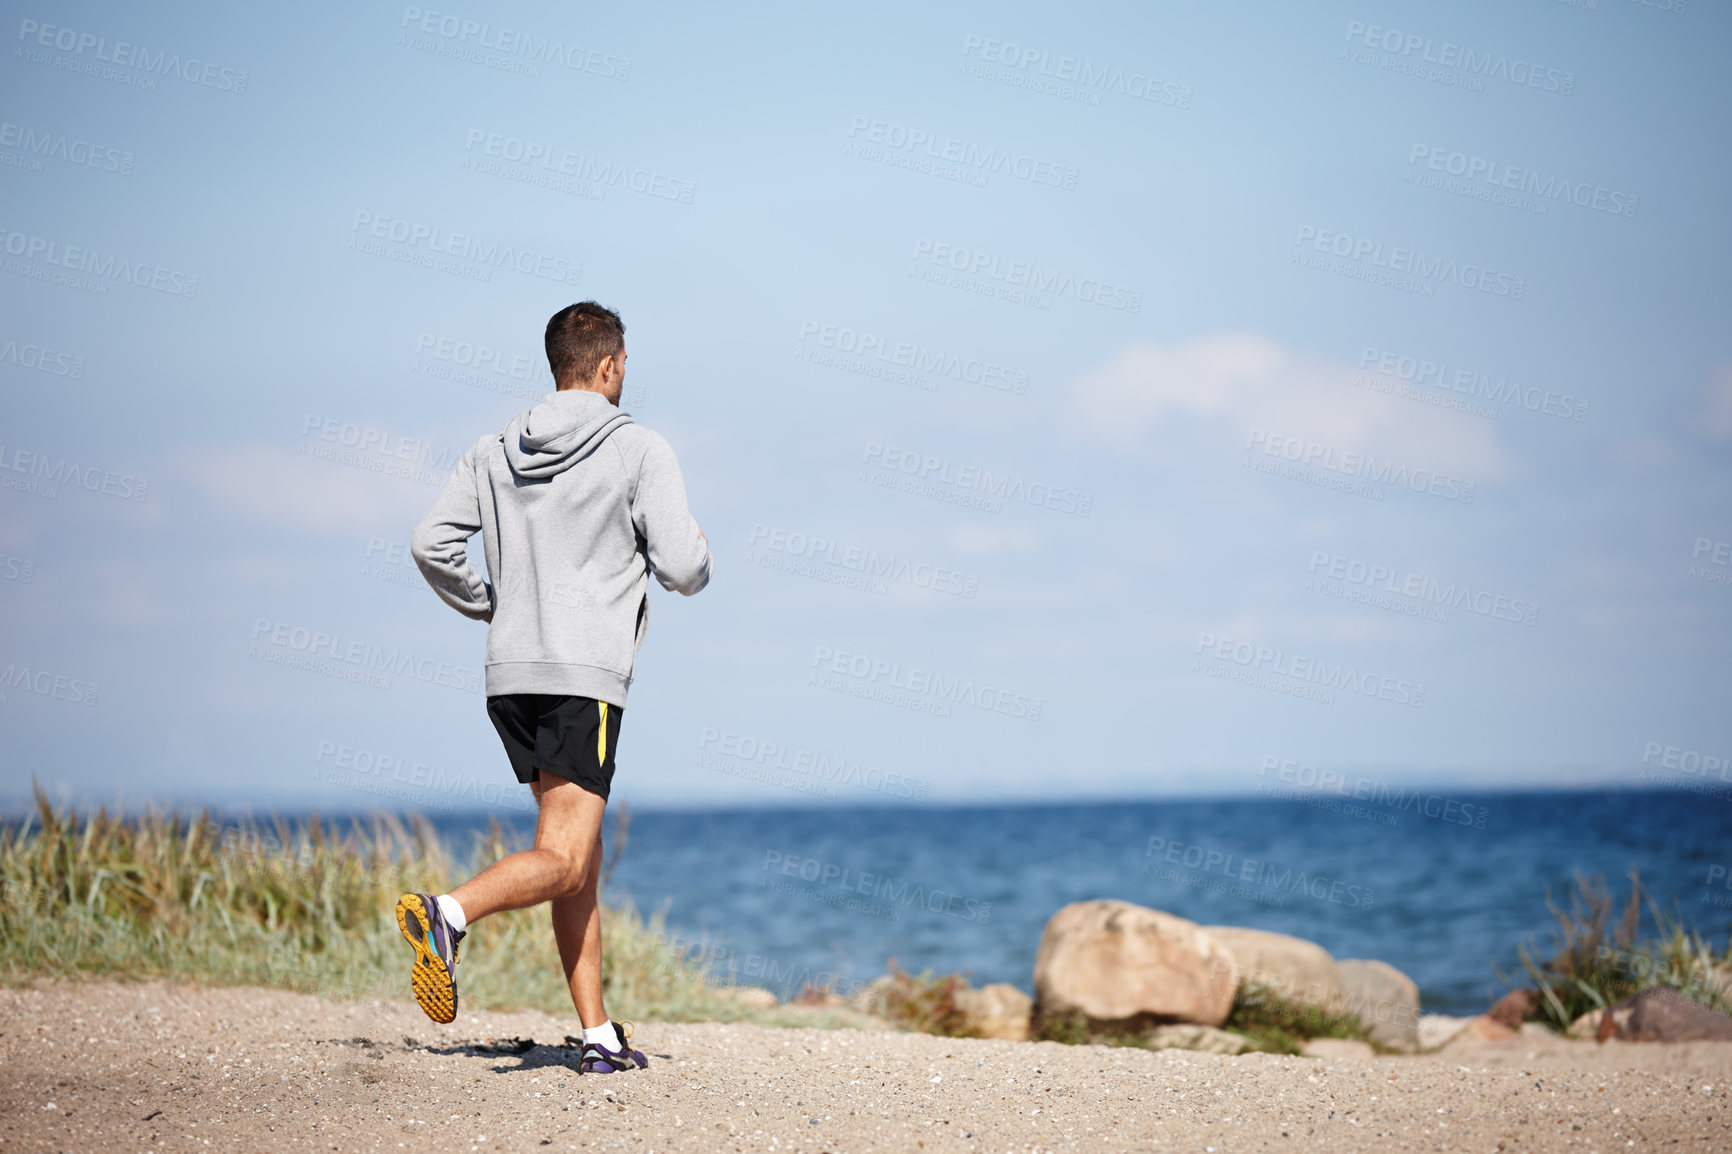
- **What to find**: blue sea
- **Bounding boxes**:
[426,789,1730,1017]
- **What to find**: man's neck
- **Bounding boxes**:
[557,383,618,406]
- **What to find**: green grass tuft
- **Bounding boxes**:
[1510,869,1732,1030]
[1221,984,1372,1054]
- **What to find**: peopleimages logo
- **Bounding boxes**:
[348,211,581,285]
[399,7,631,79]
[0,336,84,378]
[1641,740,1729,782]
[1194,631,1426,708]
[1307,551,1538,626]
[0,660,99,707]
[0,226,200,297]
[811,644,1044,721]
[862,441,1090,517]
[846,115,1080,190]
[958,34,1193,109]
[249,618,482,694]
[15,18,250,93]
[0,119,134,175]
[463,129,694,204]
[1406,144,1637,220]
[796,321,1028,395]
[911,239,1143,313]
[0,443,149,502]
[1342,20,1575,96]
[413,331,547,401]
[313,740,532,813]
[1688,537,1731,588]
[1145,836,1376,910]
[1294,226,1525,300]
[1358,346,1588,424]
[697,727,930,800]
[1246,429,1476,504]
[298,413,468,488]
[746,523,979,599]
[1257,757,1489,830]
[1637,739,1732,803]
[761,850,992,924]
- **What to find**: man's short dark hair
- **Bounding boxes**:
[545,302,625,388]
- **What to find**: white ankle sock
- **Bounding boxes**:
[582,1020,617,1047]
[435,894,467,934]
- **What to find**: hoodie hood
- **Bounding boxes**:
[503,389,634,479]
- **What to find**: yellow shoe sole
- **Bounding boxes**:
[395,894,458,1024]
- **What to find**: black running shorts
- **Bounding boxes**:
[485,693,623,800]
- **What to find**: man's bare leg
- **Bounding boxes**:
[551,831,607,1026]
[450,775,605,920]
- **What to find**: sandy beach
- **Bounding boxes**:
[3,980,1728,1153]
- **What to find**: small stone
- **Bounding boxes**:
[1487,989,1544,1029]
[1416,1015,1471,1051]
[1144,1025,1254,1055]
[1440,1015,1518,1049]
[953,984,1033,1042]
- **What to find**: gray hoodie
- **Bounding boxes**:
[412,389,711,705]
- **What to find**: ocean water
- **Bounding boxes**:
[430,789,1730,1017]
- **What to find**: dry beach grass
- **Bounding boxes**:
[0,795,863,1030]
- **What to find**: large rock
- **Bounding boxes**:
[1335,959,1421,1051]
[1034,901,1238,1027]
[1604,988,1732,1042]
[954,983,1033,1042]
[1204,926,1343,1010]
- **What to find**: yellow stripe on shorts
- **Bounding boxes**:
[597,702,609,767]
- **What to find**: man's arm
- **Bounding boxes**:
[411,446,494,620]
[630,432,712,595]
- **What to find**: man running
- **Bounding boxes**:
[400,301,711,1074]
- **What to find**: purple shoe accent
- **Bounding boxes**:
[578,1023,647,1073]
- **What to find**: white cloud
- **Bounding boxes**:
[1067,332,1508,479]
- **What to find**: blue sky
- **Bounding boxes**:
[2,0,1729,813]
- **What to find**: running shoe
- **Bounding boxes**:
[578,1021,647,1073]
[394,892,465,1024]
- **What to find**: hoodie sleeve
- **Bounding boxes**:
[411,445,494,621]
[630,431,712,596]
